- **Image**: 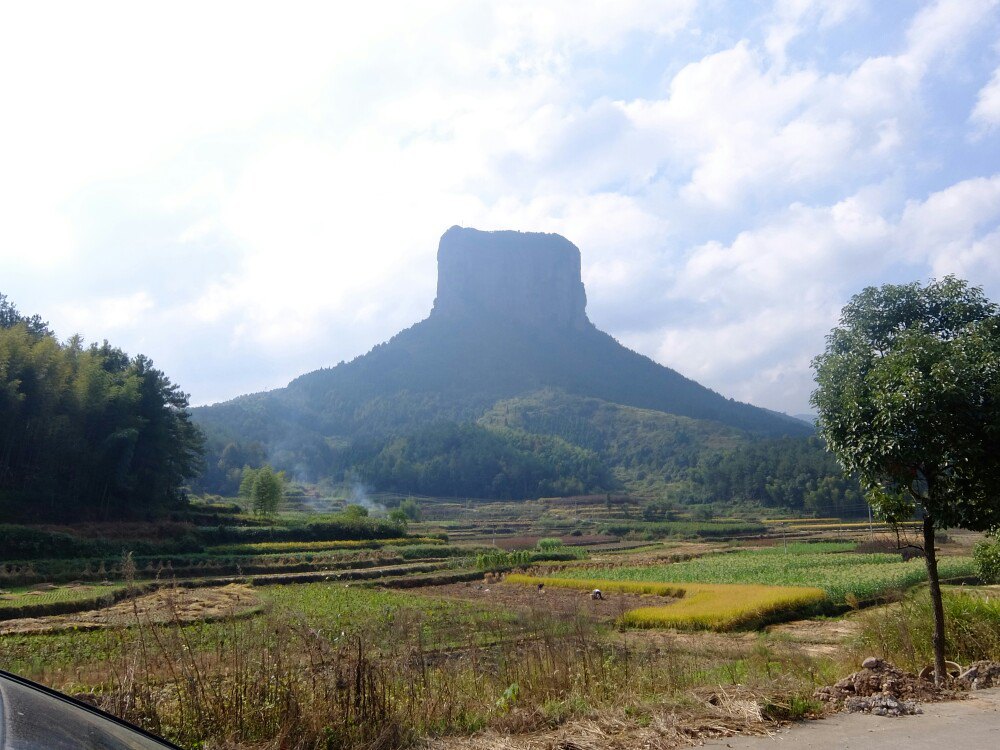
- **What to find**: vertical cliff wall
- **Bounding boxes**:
[432,226,590,330]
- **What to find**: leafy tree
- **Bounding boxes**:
[250,465,284,516]
[238,466,258,500]
[812,276,1000,684]
[387,508,409,529]
[0,294,204,520]
[399,497,421,521]
[343,503,369,519]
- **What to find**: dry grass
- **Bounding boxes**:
[56,582,834,749]
[0,583,260,635]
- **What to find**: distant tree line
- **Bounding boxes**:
[0,294,204,521]
[693,436,864,515]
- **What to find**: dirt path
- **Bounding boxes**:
[699,687,1000,749]
[0,583,260,635]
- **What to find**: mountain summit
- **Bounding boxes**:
[194,226,809,495]
[433,227,589,330]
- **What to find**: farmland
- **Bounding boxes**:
[555,543,977,603]
[506,574,827,629]
[0,497,991,749]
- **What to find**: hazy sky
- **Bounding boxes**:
[3,0,1000,415]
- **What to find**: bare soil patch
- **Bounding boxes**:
[0,583,260,635]
[767,616,861,656]
[419,580,673,622]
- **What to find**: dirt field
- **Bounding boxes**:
[420,579,674,622]
[0,583,260,635]
[767,616,862,656]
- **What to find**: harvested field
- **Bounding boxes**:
[767,616,862,656]
[419,580,672,622]
[0,583,260,635]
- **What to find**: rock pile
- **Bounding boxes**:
[957,661,1000,690]
[842,695,922,717]
[815,657,955,715]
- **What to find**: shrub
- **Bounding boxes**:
[973,535,1000,583]
[856,589,1000,670]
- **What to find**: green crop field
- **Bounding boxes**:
[0,583,125,617]
[557,545,976,603]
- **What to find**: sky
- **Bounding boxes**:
[2,0,1000,416]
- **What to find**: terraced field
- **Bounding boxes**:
[557,544,976,603]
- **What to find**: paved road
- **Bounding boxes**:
[700,688,1000,749]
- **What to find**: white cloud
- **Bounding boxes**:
[972,65,1000,127]
[2,1,1000,416]
[57,292,154,335]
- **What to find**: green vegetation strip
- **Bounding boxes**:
[0,584,128,620]
[206,536,446,554]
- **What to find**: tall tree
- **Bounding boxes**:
[0,294,205,520]
[812,276,1000,684]
[251,465,284,517]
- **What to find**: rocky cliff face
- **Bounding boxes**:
[432,226,590,330]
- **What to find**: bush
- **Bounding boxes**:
[974,535,1000,583]
[536,537,563,551]
[0,524,203,560]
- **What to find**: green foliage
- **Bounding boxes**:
[535,537,563,551]
[973,535,1000,583]
[0,295,204,520]
[597,519,765,539]
[250,465,284,516]
[812,276,1000,531]
[695,436,864,515]
[0,524,203,560]
[343,503,369,519]
[387,509,409,528]
[398,497,421,521]
[858,589,1000,670]
[238,466,257,499]
[642,499,678,521]
[359,421,611,499]
[557,546,976,604]
[476,550,532,570]
[192,303,810,495]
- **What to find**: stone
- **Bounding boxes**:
[862,656,881,669]
[432,226,590,331]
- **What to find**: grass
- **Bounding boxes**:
[0,583,125,609]
[506,574,826,630]
[557,547,976,603]
[207,536,446,554]
[0,583,128,619]
[855,586,1000,671]
[4,587,836,749]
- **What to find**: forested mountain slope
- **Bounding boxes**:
[193,227,812,499]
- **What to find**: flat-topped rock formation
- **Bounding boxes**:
[432,227,590,330]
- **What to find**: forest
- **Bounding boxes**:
[0,291,860,516]
[0,294,204,521]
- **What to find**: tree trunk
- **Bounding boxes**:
[922,513,947,686]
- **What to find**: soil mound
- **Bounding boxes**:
[814,657,960,713]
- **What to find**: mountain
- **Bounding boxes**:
[194,227,810,497]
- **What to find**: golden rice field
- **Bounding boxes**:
[505,574,826,630]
